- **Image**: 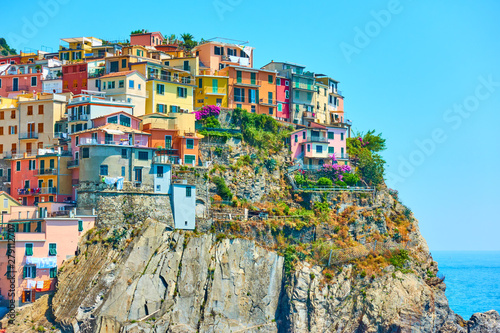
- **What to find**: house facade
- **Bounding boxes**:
[99,70,147,116]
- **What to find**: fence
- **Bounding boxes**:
[297,185,375,193]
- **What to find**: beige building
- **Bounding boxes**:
[313,81,329,125]
[15,93,67,157]
[99,71,147,116]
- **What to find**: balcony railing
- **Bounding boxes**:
[234,79,260,87]
[6,85,30,92]
[37,168,57,176]
[153,155,178,164]
[203,87,227,95]
[19,132,39,140]
[306,135,328,143]
[3,151,38,159]
[88,68,105,78]
[148,73,193,85]
[79,138,148,146]
[221,55,250,66]
[303,111,316,119]
[292,82,315,91]
[173,65,191,72]
[67,160,79,168]
[69,114,89,122]
[40,187,57,194]
[259,98,278,106]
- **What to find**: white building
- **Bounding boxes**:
[171,182,196,230]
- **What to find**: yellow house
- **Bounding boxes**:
[131,62,195,114]
[313,81,329,125]
[0,191,20,214]
[162,57,199,76]
[36,152,72,204]
[59,37,102,62]
[194,75,228,109]
[0,97,18,158]
[140,112,197,134]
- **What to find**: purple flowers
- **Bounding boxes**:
[195,105,221,121]
[358,137,369,147]
[321,163,352,181]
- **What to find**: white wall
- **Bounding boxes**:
[153,164,171,194]
[172,184,196,230]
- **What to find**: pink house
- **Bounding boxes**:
[130,31,164,47]
[0,204,95,306]
[276,76,290,121]
[290,122,349,169]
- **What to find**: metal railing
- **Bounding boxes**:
[203,87,226,94]
[6,85,30,92]
[148,73,193,85]
[173,65,191,71]
[37,168,57,176]
[292,82,315,91]
[303,111,316,119]
[69,114,89,121]
[306,135,328,142]
[67,160,79,168]
[259,98,278,106]
[234,79,260,86]
[19,132,39,140]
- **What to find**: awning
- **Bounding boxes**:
[103,128,125,135]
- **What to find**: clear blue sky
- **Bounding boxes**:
[3,0,500,251]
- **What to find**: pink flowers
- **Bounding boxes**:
[195,105,221,120]
[321,163,352,181]
[358,137,369,147]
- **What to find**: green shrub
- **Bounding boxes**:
[343,173,360,186]
[212,176,233,200]
[317,177,333,186]
[202,115,221,128]
[389,249,410,269]
[335,180,347,187]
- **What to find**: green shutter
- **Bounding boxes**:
[50,267,57,278]
[23,266,27,279]
[49,243,57,256]
[237,71,242,83]
[25,244,33,256]
[78,220,83,232]
[212,79,218,93]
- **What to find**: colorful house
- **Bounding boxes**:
[62,62,88,95]
[0,63,43,98]
[0,97,19,158]
[141,112,201,166]
[290,122,349,169]
[0,204,95,306]
[313,81,329,125]
[0,55,21,65]
[58,37,103,62]
[0,191,20,214]
[66,92,135,134]
[193,40,253,75]
[219,65,277,116]
[9,156,40,206]
[194,75,228,109]
[130,31,165,47]
[315,76,345,124]
[99,70,147,116]
[276,76,290,121]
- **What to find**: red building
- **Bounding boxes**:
[62,63,88,95]
[130,31,164,47]
[0,65,43,98]
[10,156,39,206]
[276,76,290,121]
[0,55,21,65]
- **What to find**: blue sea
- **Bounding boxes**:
[432,251,500,319]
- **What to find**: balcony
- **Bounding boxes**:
[173,65,191,72]
[67,160,79,168]
[234,79,260,87]
[148,73,194,85]
[88,68,105,78]
[203,87,226,95]
[37,168,57,176]
[79,137,148,147]
[306,135,328,143]
[69,114,89,122]
[258,98,278,106]
[153,154,178,164]
[292,82,315,91]
[303,111,316,120]
[17,187,57,195]
[19,132,39,140]
[3,151,38,159]
[40,187,57,194]
[6,85,30,92]
[221,55,250,66]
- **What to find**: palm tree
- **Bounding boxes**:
[180,33,194,43]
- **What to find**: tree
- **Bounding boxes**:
[180,33,197,51]
[357,149,385,186]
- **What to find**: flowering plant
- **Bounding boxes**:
[195,105,221,121]
[321,163,352,181]
[358,137,369,147]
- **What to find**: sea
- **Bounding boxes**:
[432,251,500,319]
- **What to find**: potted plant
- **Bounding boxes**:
[35,65,41,73]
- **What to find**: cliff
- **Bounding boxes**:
[2,145,499,332]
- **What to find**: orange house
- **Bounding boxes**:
[193,41,253,75]
[219,65,277,117]
[130,31,165,47]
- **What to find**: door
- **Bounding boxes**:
[40,160,45,172]
[105,133,113,144]
[27,123,35,137]
[110,61,119,73]
[165,136,172,149]
[134,168,142,182]
[13,78,18,91]
[26,143,32,154]
[183,60,189,71]
[212,79,218,94]
[128,134,133,145]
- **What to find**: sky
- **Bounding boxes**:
[2,0,500,251]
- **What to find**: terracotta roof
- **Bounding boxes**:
[92,111,142,122]
[100,70,138,79]
[0,191,20,203]
[71,123,150,136]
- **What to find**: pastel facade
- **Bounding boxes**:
[59,37,102,62]
[130,31,165,47]
[193,41,253,75]
[0,205,95,306]
[0,97,19,158]
[99,70,147,116]
[276,76,290,121]
[0,191,20,214]
[0,63,43,98]
[316,76,345,124]
[194,75,228,109]
[62,62,88,95]
[171,183,196,230]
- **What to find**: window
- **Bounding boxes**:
[157,84,165,95]
[121,59,127,68]
[118,80,124,88]
[138,84,141,90]
[75,136,79,146]
[129,80,134,88]
[251,105,256,113]
[268,75,273,84]
[184,155,196,165]
[23,265,36,279]
[38,123,44,133]
[108,115,118,124]
[236,71,242,83]
[198,78,202,88]
[16,161,21,171]
[48,243,57,256]
[177,87,187,98]
[25,243,33,256]
[31,76,37,86]
[214,46,222,55]
[0,127,3,136]
[269,107,273,115]
[107,81,115,89]
[138,151,148,160]
[157,104,166,113]
[316,145,323,153]
[0,111,3,120]
[157,166,164,178]
[0,79,2,88]
[285,90,289,99]
[276,78,281,85]
[119,115,130,127]
[250,73,256,85]
[328,147,334,154]
[121,149,128,158]
[307,92,312,100]
[38,105,44,114]
[307,145,310,152]
[78,220,83,232]
[295,90,300,99]
[121,166,125,177]
[302,132,306,139]
[186,139,194,149]
[249,89,256,104]
[134,168,142,182]
[234,88,245,102]
[328,132,334,140]
[341,133,344,140]
[27,106,33,115]
[186,186,192,197]
[49,196,54,202]
[50,267,57,278]
[28,160,36,170]
[100,165,108,176]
